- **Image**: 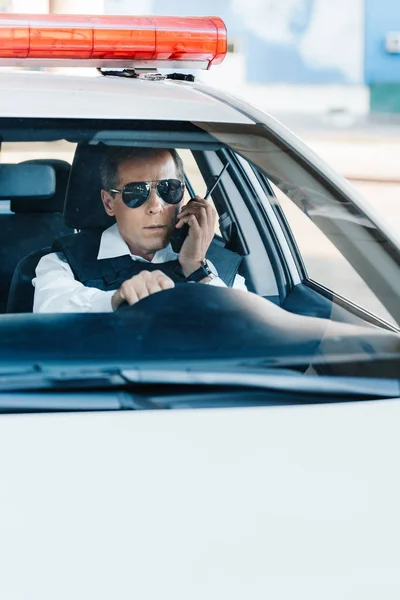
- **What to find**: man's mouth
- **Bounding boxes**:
[144,225,167,229]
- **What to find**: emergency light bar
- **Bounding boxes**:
[0,14,227,70]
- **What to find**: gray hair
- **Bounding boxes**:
[100,146,185,191]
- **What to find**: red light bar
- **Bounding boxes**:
[0,14,227,69]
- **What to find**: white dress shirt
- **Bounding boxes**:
[32,223,247,313]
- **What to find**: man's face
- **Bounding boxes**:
[101,151,182,257]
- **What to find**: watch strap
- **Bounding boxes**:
[186,260,212,282]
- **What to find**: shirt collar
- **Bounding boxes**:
[97,223,178,263]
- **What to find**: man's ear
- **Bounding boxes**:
[181,186,189,206]
[101,190,115,216]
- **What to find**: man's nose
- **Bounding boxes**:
[145,188,163,213]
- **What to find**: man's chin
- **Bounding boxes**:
[141,234,170,253]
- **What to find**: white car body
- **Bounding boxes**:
[1,399,400,599]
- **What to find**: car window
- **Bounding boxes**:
[270,182,396,326]
[0,141,76,214]
[1,141,76,164]
[179,149,207,198]
[1,117,399,327]
[179,149,221,236]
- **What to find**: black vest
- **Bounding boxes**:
[52,229,242,291]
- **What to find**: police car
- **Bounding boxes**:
[1,13,400,600]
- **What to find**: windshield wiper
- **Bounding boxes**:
[0,392,154,413]
[0,364,398,396]
[0,367,161,411]
[121,367,400,399]
[0,365,398,413]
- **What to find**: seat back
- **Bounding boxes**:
[6,147,109,313]
[7,247,51,313]
[63,142,115,230]
[0,159,73,312]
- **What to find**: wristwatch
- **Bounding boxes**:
[186,259,218,283]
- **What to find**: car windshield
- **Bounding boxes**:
[1,117,400,380]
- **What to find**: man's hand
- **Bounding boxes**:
[111,270,174,311]
[176,196,217,277]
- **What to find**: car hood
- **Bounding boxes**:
[1,400,400,600]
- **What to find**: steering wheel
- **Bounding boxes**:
[115,284,326,361]
[116,281,188,312]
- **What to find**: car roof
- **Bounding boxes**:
[0,70,254,124]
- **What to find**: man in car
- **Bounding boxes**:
[33,147,246,312]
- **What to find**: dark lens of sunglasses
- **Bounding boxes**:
[157,179,184,204]
[122,182,150,208]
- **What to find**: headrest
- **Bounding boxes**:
[10,159,70,214]
[63,143,115,230]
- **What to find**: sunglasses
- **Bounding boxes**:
[109,179,185,209]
